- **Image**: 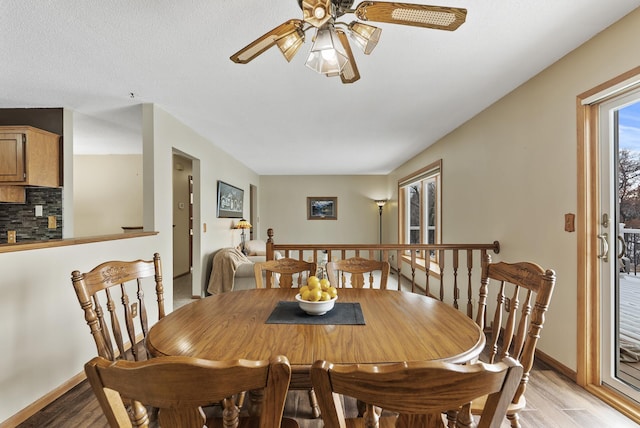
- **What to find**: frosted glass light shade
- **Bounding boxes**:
[305,26,348,76]
[349,22,381,55]
[276,30,304,62]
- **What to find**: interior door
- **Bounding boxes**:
[599,90,640,402]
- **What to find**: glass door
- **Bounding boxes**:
[600,90,640,402]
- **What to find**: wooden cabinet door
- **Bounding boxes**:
[0,132,25,183]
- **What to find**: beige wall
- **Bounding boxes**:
[386,7,640,371]
[259,175,388,245]
[73,154,143,237]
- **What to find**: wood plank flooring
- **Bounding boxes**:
[15,357,639,427]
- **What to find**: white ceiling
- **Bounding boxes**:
[1,1,639,174]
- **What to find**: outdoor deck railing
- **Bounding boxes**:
[621,227,640,275]
[265,228,500,318]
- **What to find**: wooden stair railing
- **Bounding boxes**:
[265,228,500,318]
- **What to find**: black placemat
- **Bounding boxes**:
[265,301,365,325]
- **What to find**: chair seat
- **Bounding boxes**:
[207,416,299,428]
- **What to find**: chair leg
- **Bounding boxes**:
[130,400,150,427]
[507,412,521,428]
[452,403,473,428]
[308,388,321,418]
[236,391,246,409]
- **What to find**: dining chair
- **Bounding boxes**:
[310,357,523,428]
[469,253,556,428]
[85,354,299,428]
[326,257,390,289]
[253,258,317,289]
[253,257,321,418]
[71,253,165,426]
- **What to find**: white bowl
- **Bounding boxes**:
[295,293,338,316]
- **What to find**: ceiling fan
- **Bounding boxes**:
[230,0,467,84]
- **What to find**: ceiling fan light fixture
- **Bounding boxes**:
[348,21,382,55]
[305,25,348,76]
[276,30,305,62]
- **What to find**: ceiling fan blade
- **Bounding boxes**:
[230,20,304,64]
[336,29,360,84]
[353,2,467,31]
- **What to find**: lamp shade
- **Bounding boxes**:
[276,30,305,62]
[375,200,387,208]
[235,219,252,229]
[349,22,382,55]
[305,25,349,76]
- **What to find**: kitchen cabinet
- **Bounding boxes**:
[0,126,60,187]
[0,126,60,203]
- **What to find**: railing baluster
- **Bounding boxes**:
[453,249,459,309]
[425,255,430,296]
[466,249,474,318]
[439,249,445,302]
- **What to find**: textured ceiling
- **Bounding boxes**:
[1,1,639,174]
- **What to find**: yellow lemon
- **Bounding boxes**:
[327,286,338,299]
[320,291,331,301]
[319,278,330,290]
[301,289,312,301]
[307,276,321,288]
[299,285,310,295]
[307,288,322,302]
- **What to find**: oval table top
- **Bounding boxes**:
[147,288,485,373]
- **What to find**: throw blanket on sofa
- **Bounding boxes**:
[207,248,251,295]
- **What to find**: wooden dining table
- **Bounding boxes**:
[147,288,485,389]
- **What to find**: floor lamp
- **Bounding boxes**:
[375,200,387,260]
[235,218,252,255]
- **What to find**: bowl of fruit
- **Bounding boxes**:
[295,276,338,315]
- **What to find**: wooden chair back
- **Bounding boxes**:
[326,257,390,289]
[254,258,317,288]
[474,253,556,426]
[85,354,297,428]
[71,253,165,362]
[310,357,523,428]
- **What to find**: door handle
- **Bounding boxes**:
[618,235,626,259]
[598,233,609,262]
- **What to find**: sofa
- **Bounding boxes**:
[207,240,280,294]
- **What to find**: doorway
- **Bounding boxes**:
[250,184,257,240]
[172,153,194,307]
[599,91,640,401]
[578,67,640,420]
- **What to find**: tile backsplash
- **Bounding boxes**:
[0,187,63,243]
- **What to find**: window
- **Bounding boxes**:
[398,160,442,262]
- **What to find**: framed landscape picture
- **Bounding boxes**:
[217,181,244,218]
[307,197,337,220]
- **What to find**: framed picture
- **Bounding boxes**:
[217,181,244,218]
[307,197,337,220]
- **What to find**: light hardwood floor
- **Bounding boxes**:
[15,275,639,427]
[15,358,639,427]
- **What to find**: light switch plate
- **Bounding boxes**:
[35,205,43,217]
[48,216,56,229]
[7,230,16,244]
